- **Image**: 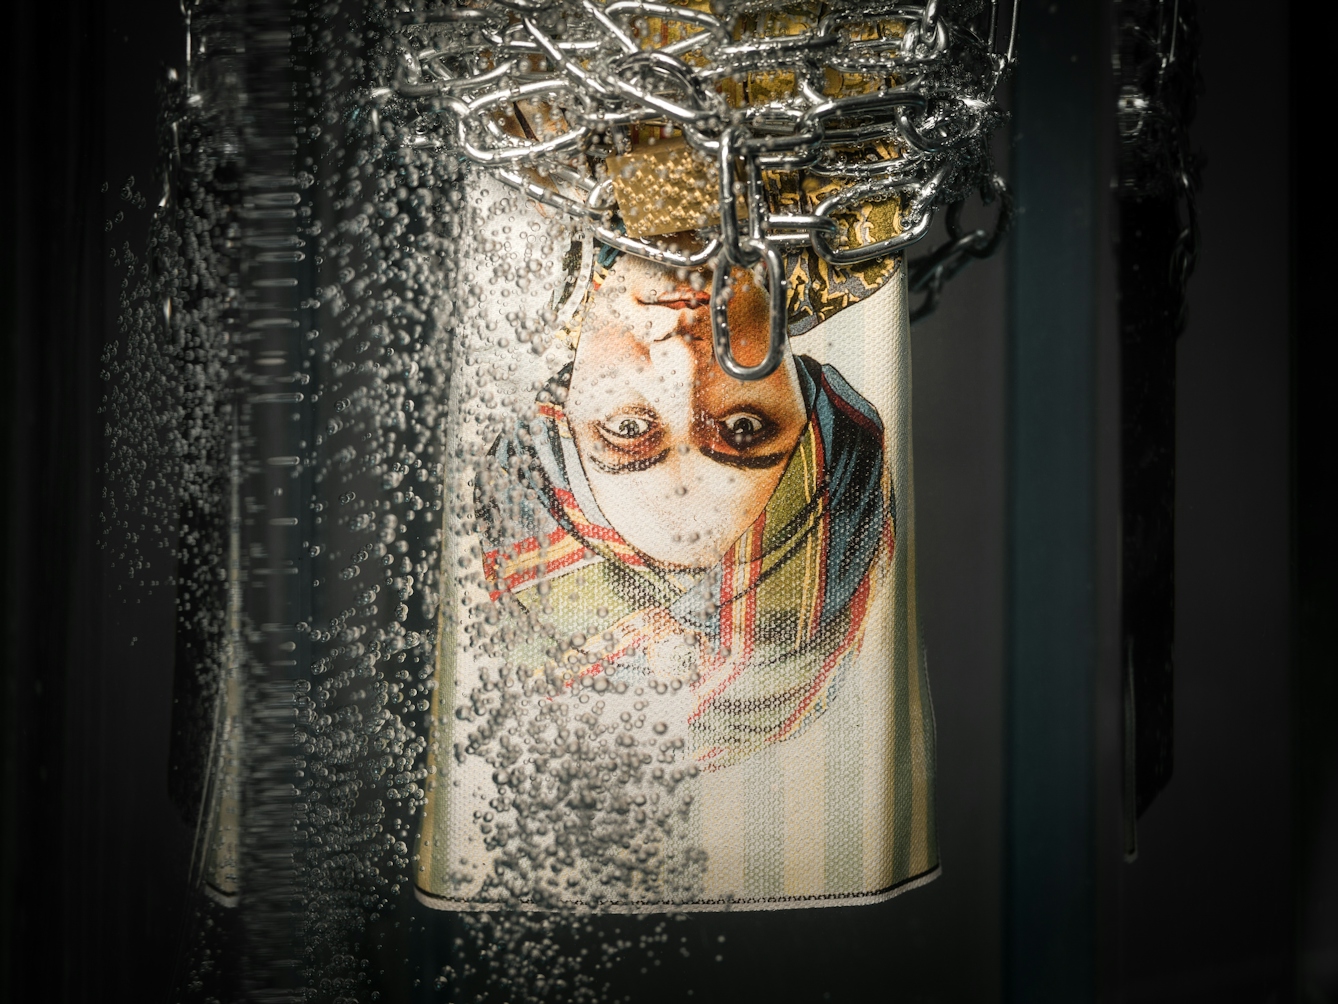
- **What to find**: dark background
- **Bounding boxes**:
[2,0,1333,1001]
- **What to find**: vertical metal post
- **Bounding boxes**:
[1005,0,1101,998]
[1114,0,1202,854]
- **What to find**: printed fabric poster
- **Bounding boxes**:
[414,169,938,912]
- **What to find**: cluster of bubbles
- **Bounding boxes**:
[411,175,711,997]
[452,622,707,908]
[437,912,713,1004]
[101,1,716,1001]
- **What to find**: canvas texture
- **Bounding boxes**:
[414,172,938,912]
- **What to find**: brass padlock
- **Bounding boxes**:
[607,137,746,239]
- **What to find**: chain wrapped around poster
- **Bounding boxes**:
[370,0,1015,911]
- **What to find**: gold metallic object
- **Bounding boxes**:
[608,138,743,239]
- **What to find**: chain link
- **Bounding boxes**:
[377,0,1016,377]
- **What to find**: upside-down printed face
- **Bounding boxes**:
[564,253,807,569]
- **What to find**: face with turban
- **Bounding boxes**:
[565,252,809,569]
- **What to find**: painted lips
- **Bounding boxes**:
[644,288,710,310]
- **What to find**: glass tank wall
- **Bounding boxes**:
[2,0,1331,1003]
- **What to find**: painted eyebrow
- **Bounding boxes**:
[698,446,789,470]
[588,448,671,475]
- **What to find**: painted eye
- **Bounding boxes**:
[720,412,766,444]
[601,414,653,440]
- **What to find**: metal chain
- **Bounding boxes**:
[376,0,1017,377]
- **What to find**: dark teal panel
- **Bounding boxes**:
[1005,0,1102,999]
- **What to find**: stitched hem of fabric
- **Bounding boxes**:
[412,865,941,915]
